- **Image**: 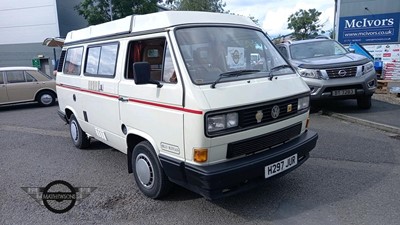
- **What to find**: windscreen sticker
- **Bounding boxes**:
[227,47,246,69]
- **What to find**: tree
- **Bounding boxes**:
[174,0,226,12]
[162,0,261,25]
[287,9,322,40]
[246,15,259,26]
[75,0,160,25]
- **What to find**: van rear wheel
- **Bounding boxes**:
[132,141,172,199]
[69,114,90,149]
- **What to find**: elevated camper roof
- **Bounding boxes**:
[64,11,258,44]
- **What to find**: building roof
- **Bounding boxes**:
[65,11,257,44]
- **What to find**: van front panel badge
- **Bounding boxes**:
[255,110,264,123]
[271,105,280,119]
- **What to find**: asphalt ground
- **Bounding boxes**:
[315,97,400,135]
[1,102,400,224]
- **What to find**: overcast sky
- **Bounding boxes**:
[224,0,335,37]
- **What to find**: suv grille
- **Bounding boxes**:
[226,123,302,159]
[326,66,357,78]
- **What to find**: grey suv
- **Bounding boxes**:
[277,39,377,109]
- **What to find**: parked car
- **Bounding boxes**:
[276,39,377,109]
[0,67,57,106]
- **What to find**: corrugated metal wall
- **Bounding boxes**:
[0,0,86,71]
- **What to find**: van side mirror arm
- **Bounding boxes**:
[149,80,163,88]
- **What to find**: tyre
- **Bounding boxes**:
[69,114,90,149]
[310,101,322,113]
[357,95,372,109]
[37,91,56,106]
[132,141,172,199]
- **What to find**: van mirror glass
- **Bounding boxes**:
[133,62,150,85]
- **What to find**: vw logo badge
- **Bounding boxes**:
[338,70,347,77]
[271,105,280,119]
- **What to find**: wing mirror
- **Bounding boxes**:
[133,62,163,88]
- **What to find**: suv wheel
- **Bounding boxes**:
[357,95,372,109]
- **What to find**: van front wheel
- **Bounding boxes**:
[69,114,90,149]
[132,141,172,199]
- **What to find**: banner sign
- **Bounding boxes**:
[338,12,400,44]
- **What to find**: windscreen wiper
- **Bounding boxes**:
[211,70,260,88]
[268,64,293,80]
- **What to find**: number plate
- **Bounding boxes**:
[332,89,355,96]
[265,154,298,179]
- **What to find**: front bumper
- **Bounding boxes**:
[57,110,68,123]
[305,73,377,101]
[160,130,318,199]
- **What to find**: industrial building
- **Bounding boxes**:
[0,0,86,75]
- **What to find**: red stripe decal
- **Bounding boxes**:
[57,83,203,115]
[129,98,203,114]
[57,83,119,99]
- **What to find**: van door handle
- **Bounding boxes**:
[118,97,129,102]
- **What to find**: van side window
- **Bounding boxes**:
[163,44,177,83]
[63,47,83,75]
[85,43,119,77]
[0,74,4,84]
[57,50,66,72]
[126,38,165,81]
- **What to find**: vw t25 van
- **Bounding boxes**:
[56,11,318,199]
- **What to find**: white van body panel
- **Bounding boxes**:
[57,11,318,199]
[65,11,256,43]
[199,74,309,109]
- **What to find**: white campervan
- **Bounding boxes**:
[56,11,318,199]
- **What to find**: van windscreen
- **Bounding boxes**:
[175,27,292,85]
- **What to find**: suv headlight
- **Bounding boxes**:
[361,61,374,76]
[298,96,310,110]
[207,112,238,133]
[297,68,322,79]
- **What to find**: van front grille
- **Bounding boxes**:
[239,98,298,128]
[226,123,302,159]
